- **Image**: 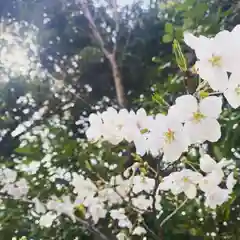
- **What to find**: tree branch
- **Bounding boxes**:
[109,0,120,54]
[79,0,127,108]
[75,216,117,240]
[160,198,188,227]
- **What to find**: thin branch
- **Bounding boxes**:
[0,191,113,240]
[0,192,32,204]
[152,158,161,214]
[75,217,114,240]
[142,219,159,240]
[110,0,120,54]
[160,198,188,227]
[79,0,127,108]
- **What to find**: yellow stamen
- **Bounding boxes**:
[192,111,205,123]
[183,177,189,183]
[208,55,222,67]
[235,86,240,95]
[164,128,175,144]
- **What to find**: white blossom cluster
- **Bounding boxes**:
[86,27,240,212]
[34,171,161,237]
[0,21,43,81]
[0,167,29,199]
[185,25,240,108]
[86,96,221,163]
[159,154,236,208]
[1,23,240,240]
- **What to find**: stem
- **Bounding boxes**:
[142,220,159,240]
[79,0,127,108]
[160,198,188,227]
[184,160,199,172]
[75,217,114,240]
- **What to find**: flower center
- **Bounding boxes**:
[208,55,222,67]
[183,177,189,183]
[192,111,205,123]
[164,128,175,144]
[140,128,149,134]
[203,179,208,184]
[235,85,240,96]
[117,124,123,130]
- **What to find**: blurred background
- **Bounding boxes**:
[0,0,240,239]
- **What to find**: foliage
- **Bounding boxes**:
[0,0,240,240]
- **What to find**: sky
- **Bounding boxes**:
[118,0,148,7]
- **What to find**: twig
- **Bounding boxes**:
[75,217,114,240]
[152,160,161,214]
[79,0,127,108]
[142,219,159,240]
[160,198,188,227]
[110,0,120,54]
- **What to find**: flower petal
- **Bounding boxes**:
[199,96,222,119]
[226,172,237,191]
[201,118,221,142]
[173,95,198,122]
[134,137,148,156]
[162,137,188,162]
[224,72,240,108]
[224,88,240,109]
[200,154,217,173]
[184,121,204,144]
[196,61,228,92]
[185,184,197,199]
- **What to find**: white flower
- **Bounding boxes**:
[18,161,41,175]
[110,208,126,220]
[154,194,162,211]
[86,112,104,142]
[159,169,202,199]
[0,168,17,184]
[2,178,29,198]
[101,107,126,144]
[184,31,234,91]
[224,72,240,108]
[86,107,153,147]
[39,212,57,228]
[117,232,128,240]
[132,226,147,236]
[98,188,122,206]
[198,155,224,193]
[84,197,107,224]
[204,186,229,209]
[46,196,76,221]
[110,208,132,229]
[132,195,153,211]
[198,170,223,193]
[15,178,29,196]
[32,198,46,214]
[131,109,155,156]
[149,113,189,162]
[110,175,131,199]
[226,172,236,191]
[199,154,223,174]
[132,176,155,194]
[172,95,222,144]
[71,173,97,198]
[60,196,76,221]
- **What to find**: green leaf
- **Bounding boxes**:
[162,34,173,43]
[175,28,183,40]
[172,39,187,72]
[152,93,169,107]
[15,146,33,154]
[165,22,173,34]
[152,56,162,63]
[199,91,209,98]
